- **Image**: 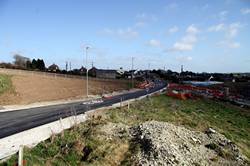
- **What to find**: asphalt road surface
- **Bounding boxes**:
[0,82,166,139]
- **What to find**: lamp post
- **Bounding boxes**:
[85,46,90,98]
[131,57,134,89]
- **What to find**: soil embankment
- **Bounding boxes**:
[0,69,129,105]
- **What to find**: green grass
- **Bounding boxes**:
[1,94,250,165]
[0,74,12,95]
[107,95,250,159]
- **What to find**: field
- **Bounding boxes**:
[0,69,130,105]
[2,95,249,165]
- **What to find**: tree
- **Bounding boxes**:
[31,59,46,71]
[36,59,45,71]
[31,59,37,69]
[26,60,32,69]
[40,59,45,70]
[13,54,30,69]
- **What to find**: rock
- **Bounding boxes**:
[191,137,201,144]
[206,128,216,134]
[99,122,129,138]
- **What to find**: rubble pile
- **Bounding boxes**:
[131,121,248,166]
[99,122,130,139]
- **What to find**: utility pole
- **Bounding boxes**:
[66,61,68,71]
[85,46,90,98]
[147,63,151,79]
[131,57,134,89]
[69,62,71,71]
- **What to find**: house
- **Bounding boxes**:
[79,66,87,75]
[117,67,125,75]
[96,69,117,79]
[48,64,59,72]
[88,67,97,77]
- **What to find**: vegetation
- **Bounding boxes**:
[13,54,30,69]
[28,59,46,71]
[1,55,46,71]
[1,95,249,165]
[107,95,250,159]
[0,74,13,95]
[1,117,130,166]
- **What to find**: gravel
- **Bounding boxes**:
[131,121,248,166]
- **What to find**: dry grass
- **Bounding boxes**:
[1,116,130,166]
[2,94,249,165]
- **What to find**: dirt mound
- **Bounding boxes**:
[131,121,248,166]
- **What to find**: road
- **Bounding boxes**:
[0,82,166,139]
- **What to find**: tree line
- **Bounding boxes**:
[0,54,46,71]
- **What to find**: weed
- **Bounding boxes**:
[1,94,250,165]
[107,95,250,159]
[0,74,13,95]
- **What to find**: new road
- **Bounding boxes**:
[0,82,166,139]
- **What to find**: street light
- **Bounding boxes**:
[85,46,90,98]
[131,57,134,89]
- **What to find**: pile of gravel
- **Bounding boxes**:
[131,121,248,166]
[99,122,130,139]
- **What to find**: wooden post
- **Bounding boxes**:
[59,117,63,129]
[120,98,123,108]
[18,145,23,166]
[225,87,229,98]
[127,101,130,110]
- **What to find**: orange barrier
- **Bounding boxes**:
[167,83,225,100]
[166,90,192,100]
[137,81,155,89]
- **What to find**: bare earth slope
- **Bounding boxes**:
[0,70,129,105]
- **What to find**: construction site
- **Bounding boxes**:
[1,0,250,165]
[166,81,250,107]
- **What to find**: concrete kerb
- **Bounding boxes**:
[0,87,166,161]
[86,87,166,115]
[0,114,87,160]
[0,89,140,113]
[0,96,99,113]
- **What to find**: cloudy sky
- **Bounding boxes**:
[0,0,250,72]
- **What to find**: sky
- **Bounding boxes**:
[0,0,250,73]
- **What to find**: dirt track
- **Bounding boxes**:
[0,70,129,105]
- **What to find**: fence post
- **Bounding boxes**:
[120,98,123,108]
[127,101,130,110]
[18,145,24,166]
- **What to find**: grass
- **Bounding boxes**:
[1,117,130,166]
[0,74,13,95]
[1,94,250,165]
[108,95,250,159]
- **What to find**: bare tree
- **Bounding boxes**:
[13,54,30,69]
